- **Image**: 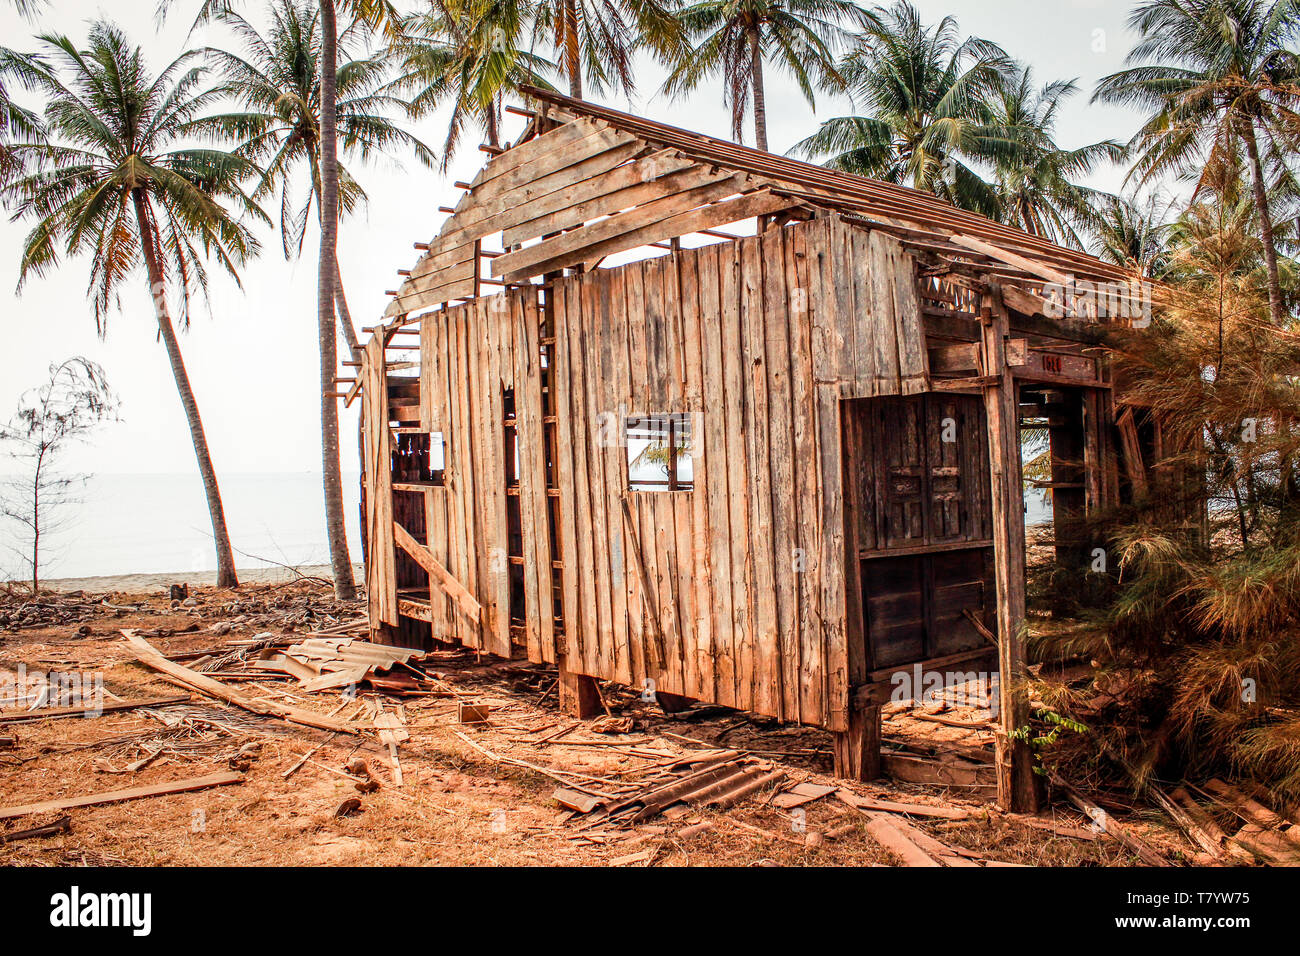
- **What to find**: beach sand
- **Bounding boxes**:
[34,564,364,595]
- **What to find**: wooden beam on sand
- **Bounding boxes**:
[0,771,242,821]
[120,630,361,735]
[0,695,190,724]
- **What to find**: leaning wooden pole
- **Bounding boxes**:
[980,284,1041,813]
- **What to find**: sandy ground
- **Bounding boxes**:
[36,565,365,595]
[0,582,1191,867]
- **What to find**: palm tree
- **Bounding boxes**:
[1092,193,1176,280]
[987,67,1123,247]
[2,23,265,588]
[179,0,398,601]
[790,1,1010,217]
[1094,0,1300,327]
[0,0,47,182]
[196,0,434,357]
[664,0,875,150]
[390,0,553,164]
[529,0,684,99]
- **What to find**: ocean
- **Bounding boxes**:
[0,472,363,581]
[0,471,1052,582]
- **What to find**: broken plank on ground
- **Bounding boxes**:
[0,771,243,820]
[120,630,360,735]
[0,695,191,724]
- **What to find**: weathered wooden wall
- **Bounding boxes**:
[362,334,397,628]
[365,215,933,731]
[548,216,928,731]
[412,291,554,661]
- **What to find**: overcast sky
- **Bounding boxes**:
[0,0,1145,486]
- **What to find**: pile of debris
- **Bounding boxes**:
[0,592,147,633]
[246,632,443,695]
[1154,779,1300,865]
[557,750,783,824]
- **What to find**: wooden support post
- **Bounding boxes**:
[980,285,1042,813]
[557,654,602,719]
[833,703,882,782]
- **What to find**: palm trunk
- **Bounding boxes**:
[486,97,500,148]
[1241,119,1285,327]
[310,175,362,362]
[131,189,238,589]
[564,0,582,98]
[750,26,767,151]
[334,259,360,362]
[318,0,358,601]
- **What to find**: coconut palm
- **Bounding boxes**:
[663,0,875,151]
[790,1,1010,217]
[2,23,266,588]
[529,0,684,99]
[1091,193,1176,280]
[1094,0,1300,326]
[987,68,1123,247]
[178,0,400,601]
[390,0,554,164]
[0,0,47,182]
[195,0,434,356]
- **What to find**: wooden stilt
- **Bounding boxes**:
[557,654,602,718]
[832,703,882,781]
[981,285,1042,814]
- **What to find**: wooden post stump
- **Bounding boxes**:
[832,703,881,781]
[557,655,602,719]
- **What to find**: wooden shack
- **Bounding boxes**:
[348,88,1156,811]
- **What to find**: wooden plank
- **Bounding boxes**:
[363,335,398,627]
[862,811,942,866]
[763,225,799,722]
[697,243,731,709]
[475,117,605,187]
[385,271,476,319]
[890,238,928,393]
[602,268,633,684]
[473,124,638,206]
[982,287,1039,814]
[514,290,555,663]
[393,520,484,630]
[0,771,243,821]
[121,631,360,734]
[740,232,776,717]
[483,296,512,658]
[429,141,645,257]
[1116,406,1149,497]
[561,276,601,678]
[835,790,971,820]
[789,224,824,725]
[581,269,618,682]
[405,241,477,285]
[502,158,715,247]
[499,148,691,247]
[497,188,796,282]
[950,233,1072,287]
[552,280,583,666]
[717,241,748,710]
[679,250,713,703]
[868,230,903,394]
[0,695,190,724]
[494,173,749,279]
